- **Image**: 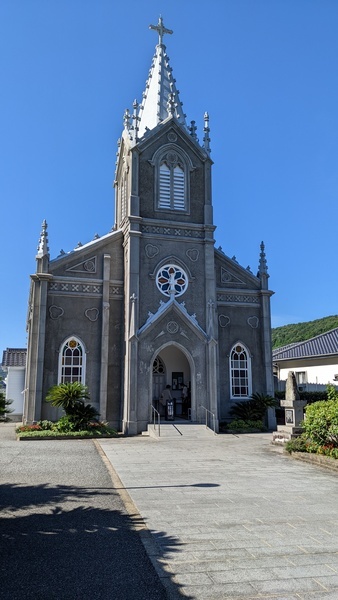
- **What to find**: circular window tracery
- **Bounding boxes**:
[156,264,188,297]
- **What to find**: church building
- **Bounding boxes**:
[24,18,274,434]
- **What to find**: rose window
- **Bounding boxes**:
[156,264,188,297]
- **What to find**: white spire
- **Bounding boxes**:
[137,17,187,138]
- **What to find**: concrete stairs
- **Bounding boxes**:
[143,420,217,439]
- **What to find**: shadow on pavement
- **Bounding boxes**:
[0,483,190,600]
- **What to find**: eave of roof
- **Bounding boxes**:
[2,348,27,367]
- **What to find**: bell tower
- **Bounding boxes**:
[114,17,218,434]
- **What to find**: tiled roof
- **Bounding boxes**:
[273,328,338,361]
[1,348,27,368]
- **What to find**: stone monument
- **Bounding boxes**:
[272,371,307,444]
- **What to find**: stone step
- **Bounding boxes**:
[146,422,216,439]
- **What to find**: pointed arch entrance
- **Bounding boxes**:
[151,343,194,420]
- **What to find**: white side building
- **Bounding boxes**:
[1,348,27,421]
[273,328,338,392]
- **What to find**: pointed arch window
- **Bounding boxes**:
[230,343,252,399]
[158,151,187,211]
[58,338,86,384]
[153,356,165,374]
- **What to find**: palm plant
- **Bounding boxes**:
[46,382,90,412]
[46,382,99,430]
[230,392,277,421]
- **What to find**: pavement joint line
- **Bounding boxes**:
[92,440,183,600]
[312,578,329,591]
[92,440,148,531]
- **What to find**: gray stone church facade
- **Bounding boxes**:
[24,18,274,434]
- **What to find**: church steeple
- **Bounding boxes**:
[120,16,212,154]
[137,17,187,138]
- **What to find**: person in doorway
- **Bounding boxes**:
[181,384,188,416]
[160,384,172,417]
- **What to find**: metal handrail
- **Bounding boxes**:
[150,404,161,437]
[200,405,217,435]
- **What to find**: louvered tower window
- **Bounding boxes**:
[158,151,186,210]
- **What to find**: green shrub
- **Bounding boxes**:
[69,402,99,430]
[327,384,338,402]
[230,393,277,421]
[226,419,265,431]
[53,415,77,433]
[274,390,328,404]
[303,399,338,447]
[37,420,54,430]
[285,436,308,454]
[317,445,338,459]
[45,382,99,431]
[16,427,118,439]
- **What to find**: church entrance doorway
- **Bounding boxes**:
[151,345,191,420]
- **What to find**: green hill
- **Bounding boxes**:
[272,315,338,349]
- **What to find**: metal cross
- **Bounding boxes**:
[149,16,173,45]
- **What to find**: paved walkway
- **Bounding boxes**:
[98,429,338,600]
[0,424,168,600]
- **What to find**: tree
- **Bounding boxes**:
[0,390,14,421]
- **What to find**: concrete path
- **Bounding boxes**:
[98,431,338,600]
[0,424,168,600]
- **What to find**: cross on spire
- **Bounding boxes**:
[149,16,173,45]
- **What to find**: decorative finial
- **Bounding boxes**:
[189,120,198,141]
[123,108,131,131]
[36,219,49,258]
[132,99,139,142]
[203,112,211,154]
[258,241,268,274]
[167,91,176,117]
[149,16,173,46]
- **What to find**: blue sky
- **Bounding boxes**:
[1,0,338,352]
